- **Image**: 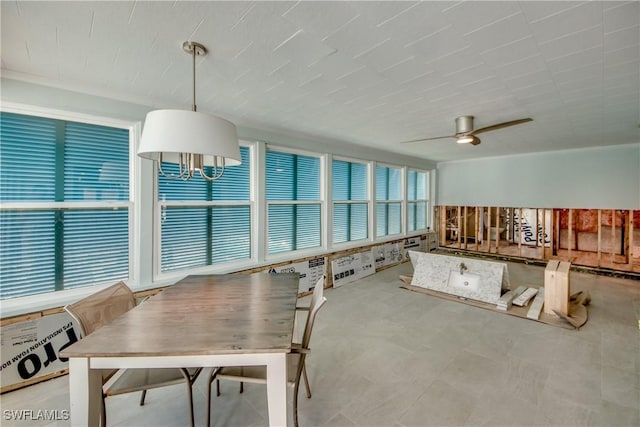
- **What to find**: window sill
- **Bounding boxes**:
[0,279,176,319]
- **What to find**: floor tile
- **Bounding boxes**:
[2,261,639,427]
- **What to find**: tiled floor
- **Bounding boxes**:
[2,260,639,426]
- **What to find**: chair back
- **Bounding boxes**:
[300,275,326,349]
[309,275,324,309]
[64,281,136,336]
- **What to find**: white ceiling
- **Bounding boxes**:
[2,1,639,162]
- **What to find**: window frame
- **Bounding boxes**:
[374,162,404,240]
[264,145,325,261]
[0,103,136,313]
[406,168,430,234]
[330,155,371,247]
[1,105,435,317]
[154,141,256,280]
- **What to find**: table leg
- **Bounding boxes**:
[69,358,102,427]
[265,353,288,427]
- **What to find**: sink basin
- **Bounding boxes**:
[448,271,481,292]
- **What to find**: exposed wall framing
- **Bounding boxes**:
[437,205,640,275]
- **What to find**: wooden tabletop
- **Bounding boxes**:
[61,273,300,358]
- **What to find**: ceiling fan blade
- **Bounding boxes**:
[470,118,532,135]
[400,135,455,143]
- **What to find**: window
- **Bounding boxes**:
[0,111,130,299]
[407,169,429,232]
[158,145,252,272]
[375,165,402,238]
[332,159,368,244]
[266,150,321,254]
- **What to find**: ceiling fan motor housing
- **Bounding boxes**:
[455,116,474,135]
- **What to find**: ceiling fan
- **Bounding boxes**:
[401,115,533,146]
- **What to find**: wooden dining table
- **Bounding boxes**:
[61,272,301,427]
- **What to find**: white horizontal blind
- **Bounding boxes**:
[160,208,208,271]
[0,113,56,201]
[375,165,402,238]
[158,146,251,272]
[63,210,129,288]
[332,159,368,243]
[266,150,321,254]
[0,112,130,299]
[0,211,56,298]
[64,123,130,201]
[211,206,251,263]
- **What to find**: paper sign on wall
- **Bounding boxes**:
[331,250,375,287]
[1,312,80,391]
[269,257,326,293]
[402,236,427,260]
[374,242,403,269]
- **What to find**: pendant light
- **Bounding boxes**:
[138,41,241,181]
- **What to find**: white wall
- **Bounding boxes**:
[437,144,640,209]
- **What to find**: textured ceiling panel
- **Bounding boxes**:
[1,0,638,162]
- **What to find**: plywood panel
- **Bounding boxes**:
[544,260,570,316]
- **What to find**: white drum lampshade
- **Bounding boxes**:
[138,109,241,166]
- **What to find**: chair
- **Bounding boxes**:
[64,281,202,427]
[206,275,327,427]
[293,275,326,398]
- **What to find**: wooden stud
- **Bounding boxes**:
[629,210,640,270]
[474,207,479,251]
[518,208,523,257]
[574,210,579,252]
[535,208,539,249]
[625,210,631,265]
[487,207,492,253]
[611,210,616,263]
[546,209,553,260]
[463,206,468,250]
[597,209,602,267]
[568,209,573,261]
[551,209,560,255]
[629,210,635,266]
[464,206,469,250]
[439,206,447,247]
[495,207,500,254]
[457,206,462,248]
[536,208,547,259]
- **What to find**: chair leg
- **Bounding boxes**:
[302,365,311,398]
[206,375,213,427]
[186,379,195,427]
[206,368,223,427]
[101,393,107,427]
[139,389,147,406]
[293,377,300,427]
